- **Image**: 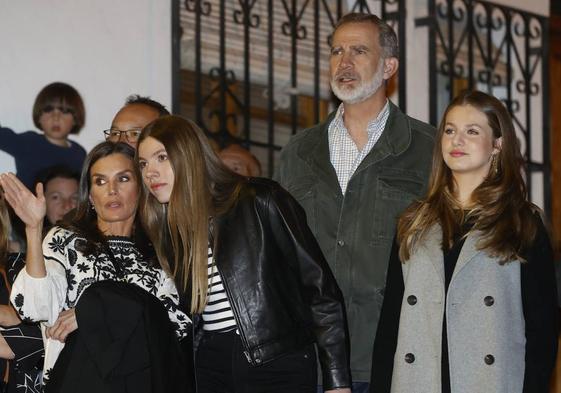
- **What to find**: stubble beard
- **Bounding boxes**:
[330,59,385,105]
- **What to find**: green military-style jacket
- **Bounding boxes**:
[275,101,435,383]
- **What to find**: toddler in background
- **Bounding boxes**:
[0,82,87,188]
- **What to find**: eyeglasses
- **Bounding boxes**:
[103,128,142,143]
[42,105,75,115]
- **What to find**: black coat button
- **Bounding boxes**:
[484,296,494,306]
[484,354,495,365]
[404,353,415,363]
[407,295,417,305]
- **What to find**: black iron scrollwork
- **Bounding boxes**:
[512,14,528,37]
[528,17,542,40]
[280,0,309,40]
[233,0,261,28]
[172,0,396,174]
[428,0,549,214]
[185,0,211,15]
[453,63,465,78]
[491,12,504,30]
[451,1,465,22]
[349,0,371,14]
[436,1,448,19]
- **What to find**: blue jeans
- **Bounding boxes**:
[317,382,369,393]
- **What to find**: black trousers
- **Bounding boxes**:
[195,330,317,393]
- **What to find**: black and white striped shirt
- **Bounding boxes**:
[202,247,237,332]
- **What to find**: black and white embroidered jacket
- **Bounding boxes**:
[10,226,190,384]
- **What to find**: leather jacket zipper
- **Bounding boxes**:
[215,266,255,365]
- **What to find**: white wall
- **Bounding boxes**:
[0,0,171,173]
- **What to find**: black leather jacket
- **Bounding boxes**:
[192,178,351,389]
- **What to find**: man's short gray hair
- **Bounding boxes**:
[333,13,399,59]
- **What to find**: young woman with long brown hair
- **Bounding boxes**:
[370,90,558,393]
[136,115,352,393]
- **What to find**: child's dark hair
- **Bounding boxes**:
[34,165,80,191]
[32,82,85,134]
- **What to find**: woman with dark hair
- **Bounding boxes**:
[0,142,189,389]
[0,82,87,189]
[136,115,351,393]
[370,90,558,393]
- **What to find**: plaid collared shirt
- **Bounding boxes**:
[328,100,390,194]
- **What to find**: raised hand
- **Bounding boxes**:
[0,173,46,229]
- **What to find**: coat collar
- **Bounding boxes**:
[357,100,412,170]
[414,224,484,284]
[416,224,445,285]
[451,229,484,282]
[295,101,413,195]
[295,110,340,194]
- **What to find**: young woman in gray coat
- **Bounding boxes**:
[371,90,558,393]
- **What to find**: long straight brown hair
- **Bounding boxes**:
[398,90,539,263]
[137,116,244,313]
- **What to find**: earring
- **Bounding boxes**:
[90,202,95,211]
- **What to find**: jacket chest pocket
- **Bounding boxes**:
[371,177,424,245]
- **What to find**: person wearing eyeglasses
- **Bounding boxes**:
[0,82,87,189]
[104,95,169,148]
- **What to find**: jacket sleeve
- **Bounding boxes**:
[370,238,404,393]
[266,184,351,389]
[10,227,68,324]
[521,218,559,393]
[0,127,21,155]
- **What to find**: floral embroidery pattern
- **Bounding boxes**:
[11,226,190,387]
[47,235,65,254]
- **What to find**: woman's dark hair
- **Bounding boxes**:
[61,142,153,260]
[32,82,85,134]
